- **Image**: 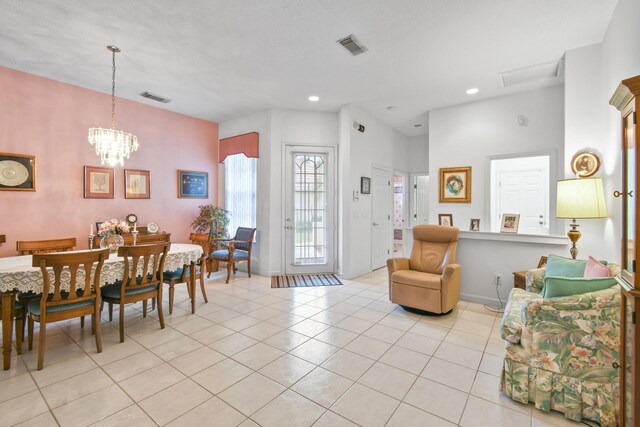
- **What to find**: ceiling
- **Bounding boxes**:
[0,0,617,136]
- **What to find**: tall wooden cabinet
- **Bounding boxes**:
[610,75,640,427]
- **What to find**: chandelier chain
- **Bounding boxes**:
[111,49,116,129]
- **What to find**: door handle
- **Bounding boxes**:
[285,226,292,229]
[373,222,379,226]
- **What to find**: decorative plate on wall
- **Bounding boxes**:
[147,222,159,233]
[571,151,601,178]
[0,152,35,191]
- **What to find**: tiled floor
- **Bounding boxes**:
[0,268,579,427]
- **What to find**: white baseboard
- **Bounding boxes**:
[460,292,506,311]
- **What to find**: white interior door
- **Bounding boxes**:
[411,174,429,227]
[285,146,335,274]
[371,166,393,269]
[498,169,548,235]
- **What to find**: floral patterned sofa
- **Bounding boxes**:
[499,264,621,427]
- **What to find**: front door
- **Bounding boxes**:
[371,166,393,269]
[284,146,336,274]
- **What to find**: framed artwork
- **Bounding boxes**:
[178,170,209,198]
[438,214,453,226]
[571,151,601,178]
[95,222,105,236]
[469,218,480,232]
[125,169,151,199]
[84,166,114,199]
[439,166,471,203]
[361,177,371,194]
[537,256,548,269]
[500,213,520,233]
[0,152,36,191]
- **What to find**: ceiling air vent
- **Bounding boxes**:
[337,34,368,56]
[499,59,563,88]
[140,91,171,103]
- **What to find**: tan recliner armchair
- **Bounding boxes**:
[387,225,461,314]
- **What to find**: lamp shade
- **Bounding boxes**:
[556,178,607,219]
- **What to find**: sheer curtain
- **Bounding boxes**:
[224,153,257,235]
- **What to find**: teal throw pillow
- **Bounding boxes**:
[544,254,587,278]
[542,276,617,298]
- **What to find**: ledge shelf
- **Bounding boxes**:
[458,230,568,245]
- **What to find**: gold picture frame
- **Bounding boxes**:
[0,152,36,191]
[439,166,471,203]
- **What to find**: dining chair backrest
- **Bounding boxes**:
[117,243,170,294]
[233,227,256,252]
[32,249,110,308]
[18,237,77,255]
[189,233,210,255]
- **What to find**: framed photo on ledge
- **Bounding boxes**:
[500,213,520,234]
[438,214,453,227]
[0,152,36,191]
[125,169,150,199]
[178,170,209,198]
[439,166,471,203]
[84,166,114,199]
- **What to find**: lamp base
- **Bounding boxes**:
[567,220,581,260]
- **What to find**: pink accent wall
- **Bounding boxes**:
[0,66,218,257]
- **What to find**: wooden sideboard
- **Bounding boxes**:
[91,231,171,248]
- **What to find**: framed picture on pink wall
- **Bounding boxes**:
[178,170,208,198]
[84,166,114,199]
[125,169,150,199]
[0,152,36,191]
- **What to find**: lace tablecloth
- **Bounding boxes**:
[0,243,203,294]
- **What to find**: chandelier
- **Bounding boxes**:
[88,45,138,166]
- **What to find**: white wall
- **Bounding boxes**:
[408,134,429,173]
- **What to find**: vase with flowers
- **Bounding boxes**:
[99,218,130,252]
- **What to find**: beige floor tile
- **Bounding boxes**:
[209,333,258,356]
[149,335,203,361]
[231,342,285,370]
[0,357,28,382]
[22,341,87,371]
[419,314,459,328]
[292,367,354,408]
[30,354,97,388]
[357,362,417,399]
[291,304,325,317]
[218,372,286,416]
[479,352,504,377]
[386,402,456,427]
[470,371,531,415]
[350,307,387,323]
[102,350,164,382]
[362,324,404,344]
[485,337,507,356]
[267,311,306,327]
[12,411,59,427]
[433,342,483,369]
[312,411,358,426]
[321,349,375,381]
[421,357,477,392]
[460,395,531,427]
[139,378,211,425]
[331,383,399,427]
[0,389,49,426]
[378,346,430,375]
[221,314,263,331]
[408,322,450,340]
[251,389,325,427]
[459,310,498,326]
[290,338,339,365]
[0,373,37,403]
[344,335,391,360]
[403,377,468,424]
[119,363,185,401]
[167,396,245,427]
[334,316,375,334]
[240,322,283,340]
[53,384,133,427]
[395,332,441,355]
[289,318,331,337]
[202,308,241,323]
[452,319,493,337]
[191,358,253,394]
[378,314,417,331]
[314,327,359,347]
[444,329,489,351]
[259,354,316,387]
[133,326,184,348]
[189,324,236,344]
[310,310,348,326]
[41,368,114,408]
[531,407,582,426]
[263,330,310,351]
[169,345,226,376]
[90,338,146,366]
[91,404,156,427]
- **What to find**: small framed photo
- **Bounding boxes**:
[84,166,114,199]
[361,177,371,194]
[469,218,480,232]
[438,214,453,227]
[500,214,520,233]
[96,222,105,236]
[439,166,471,203]
[178,170,209,198]
[125,169,151,199]
[571,151,601,178]
[0,152,36,191]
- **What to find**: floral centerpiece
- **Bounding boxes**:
[99,218,130,252]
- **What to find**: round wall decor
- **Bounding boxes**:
[571,151,601,178]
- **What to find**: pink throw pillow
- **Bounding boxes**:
[584,256,611,278]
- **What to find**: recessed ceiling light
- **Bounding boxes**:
[386,106,397,111]
[308,95,320,102]
[466,88,479,95]
[414,124,422,128]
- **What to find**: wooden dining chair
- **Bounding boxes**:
[27,249,109,370]
[210,227,256,284]
[0,299,24,355]
[162,233,209,315]
[16,237,77,255]
[101,243,170,343]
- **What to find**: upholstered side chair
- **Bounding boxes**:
[210,227,256,284]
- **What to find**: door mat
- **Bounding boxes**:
[271,273,343,288]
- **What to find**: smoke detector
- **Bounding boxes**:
[140,91,171,103]
[337,35,368,56]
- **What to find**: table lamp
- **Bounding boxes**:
[556,177,607,259]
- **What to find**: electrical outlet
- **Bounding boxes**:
[495,274,502,286]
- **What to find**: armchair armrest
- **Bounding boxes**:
[387,258,410,285]
[441,263,461,311]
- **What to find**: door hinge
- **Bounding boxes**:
[414,184,417,189]
[388,180,391,186]
[388,215,390,220]
[413,214,417,219]
[387,249,390,254]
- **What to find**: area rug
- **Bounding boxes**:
[271,273,343,288]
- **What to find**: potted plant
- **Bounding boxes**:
[191,205,230,272]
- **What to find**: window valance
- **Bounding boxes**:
[219,132,259,163]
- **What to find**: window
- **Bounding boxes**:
[224,154,257,235]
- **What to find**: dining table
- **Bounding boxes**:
[0,243,203,370]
